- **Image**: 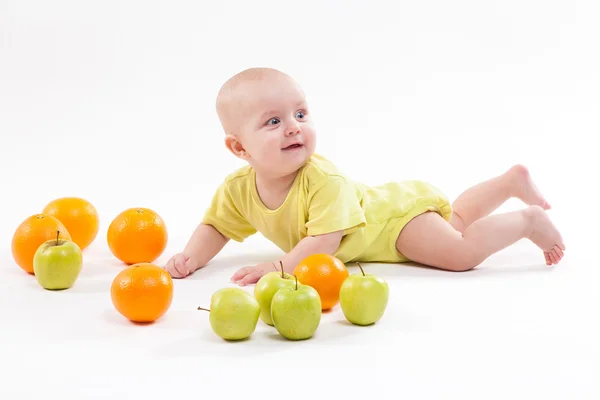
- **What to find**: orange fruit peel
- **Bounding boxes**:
[293,253,349,311]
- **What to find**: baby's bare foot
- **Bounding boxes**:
[509,164,551,210]
[526,206,565,265]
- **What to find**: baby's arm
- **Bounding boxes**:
[279,231,343,273]
[231,230,343,286]
[164,223,229,278]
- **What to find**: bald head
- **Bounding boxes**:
[215,67,301,135]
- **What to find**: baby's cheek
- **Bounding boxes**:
[263,139,281,155]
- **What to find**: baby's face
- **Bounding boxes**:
[232,75,316,176]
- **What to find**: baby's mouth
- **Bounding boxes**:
[282,143,303,151]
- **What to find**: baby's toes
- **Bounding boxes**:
[552,246,563,262]
[544,252,552,265]
[555,246,564,259]
[549,251,559,264]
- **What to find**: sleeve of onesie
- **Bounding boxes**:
[305,175,366,237]
[202,181,257,242]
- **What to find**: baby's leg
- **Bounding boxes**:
[396,206,565,271]
[451,164,551,232]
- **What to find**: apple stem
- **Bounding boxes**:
[197,307,210,312]
[279,260,285,278]
[357,262,365,276]
[56,230,60,246]
[294,274,298,290]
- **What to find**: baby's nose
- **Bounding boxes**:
[286,123,301,136]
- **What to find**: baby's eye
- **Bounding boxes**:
[267,118,280,126]
[296,111,306,119]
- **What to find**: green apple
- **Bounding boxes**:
[33,230,83,290]
[271,276,322,340]
[254,260,296,326]
[198,287,260,341]
[339,262,389,326]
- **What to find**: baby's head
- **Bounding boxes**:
[216,68,316,177]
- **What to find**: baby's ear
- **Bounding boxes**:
[225,134,248,159]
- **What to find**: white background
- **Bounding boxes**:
[1,0,599,399]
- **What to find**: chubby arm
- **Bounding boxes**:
[184,223,229,266]
[278,230,343,273]
[231,230,343,286]
[165,223,229,278]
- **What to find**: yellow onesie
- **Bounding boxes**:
[202,154,453,264]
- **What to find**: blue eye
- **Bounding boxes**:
[296,111,306,119]
[267,118,280,125]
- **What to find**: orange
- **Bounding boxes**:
[11,214,72,274]
[293,253,349,310]
[107,207,168,265]
[42,197,99,250]
[110,263,173,322]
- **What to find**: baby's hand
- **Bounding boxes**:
[231,262,277,286]
[164,253,199,278]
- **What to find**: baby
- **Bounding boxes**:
[164,67,565,285]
